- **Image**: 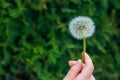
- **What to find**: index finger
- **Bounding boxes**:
[82,53,94,77]
[77,53,94,79]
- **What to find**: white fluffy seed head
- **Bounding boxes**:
[69,16,95,40]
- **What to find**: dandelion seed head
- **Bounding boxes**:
[69,16,95,39]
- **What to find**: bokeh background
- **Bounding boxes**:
[0,0,120,80]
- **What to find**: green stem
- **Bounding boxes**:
[82,38,86,62]
[83,38,86,52]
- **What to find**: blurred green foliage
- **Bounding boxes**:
[0,0,120,80]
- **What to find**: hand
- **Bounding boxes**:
[63,53,95,80]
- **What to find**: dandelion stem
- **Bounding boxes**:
[83,38,86,52]
[82,38,86,62]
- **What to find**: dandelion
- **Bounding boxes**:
[69,16,95,62]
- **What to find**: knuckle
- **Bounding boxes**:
[90,65,94,71]
[70,67,76,72]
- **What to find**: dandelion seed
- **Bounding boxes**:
[68,16,95,62]
[69,16,95,40]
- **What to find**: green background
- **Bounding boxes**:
[0,0,120,80]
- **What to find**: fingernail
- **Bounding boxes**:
[77,59,81,63]
[75,59,82,65]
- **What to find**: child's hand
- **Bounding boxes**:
[63,53,95,80]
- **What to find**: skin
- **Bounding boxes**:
[63,53,95,80]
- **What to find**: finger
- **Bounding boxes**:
[63,60,83,80]
[68,61,77,67]
[76,53,94,79]
[82,53,94,78]
[84,53,94,69]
